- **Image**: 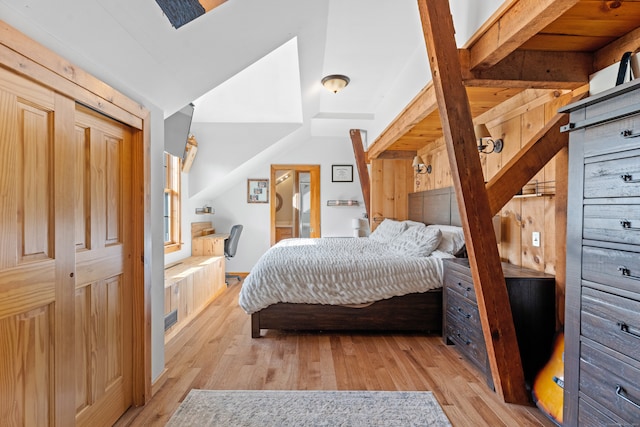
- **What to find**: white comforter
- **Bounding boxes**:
[238,237,455,314]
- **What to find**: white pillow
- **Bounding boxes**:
[402,220,426,228]
[426,224,465,255]
[369,219,408,243]
[389,226,442,257]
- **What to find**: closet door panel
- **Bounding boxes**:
[0,68,57,426]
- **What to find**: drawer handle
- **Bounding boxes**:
[621,219,640,231]
[616,385,640,410]
[618,265,640,281]
[620,174,640,183]
[456,333,471,345]
[457,307,471,319]
[457,282,472,293]
[621,129,640,139]
[617,322,640,339]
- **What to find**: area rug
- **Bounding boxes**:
[166,389,452,426]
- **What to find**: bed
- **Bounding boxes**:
[241,187,464,338]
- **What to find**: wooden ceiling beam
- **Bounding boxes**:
[375,150,416,160]
[467,0,579,71]
[367,83,438,160]
[367,49,588,160]
[461,49,591,89]
[419,0,529,404]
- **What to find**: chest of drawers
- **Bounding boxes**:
[560,79,640,426]
[442,258,556,389]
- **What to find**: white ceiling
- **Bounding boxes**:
[0,0,502,149]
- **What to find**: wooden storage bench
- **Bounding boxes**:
[164,255,225,342]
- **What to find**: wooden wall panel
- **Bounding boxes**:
[520,198,544,270]
[415,138,451,192]
[414,92,567,274]
[370,158,413,230]
[0,306,52,427]
[543,196,557,275]
[500,199,523,266]
[489,116,521,181]
[412,91,571,276]
[522,105,547,188]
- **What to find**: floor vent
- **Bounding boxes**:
[164,309,178,331]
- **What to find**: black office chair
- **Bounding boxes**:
[224,224,243,285]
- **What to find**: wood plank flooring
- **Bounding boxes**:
[115,282,555,426]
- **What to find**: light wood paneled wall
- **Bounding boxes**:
[414,90,573,277]
[370,158,413,230]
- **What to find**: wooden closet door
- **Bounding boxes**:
[0,66,70,426]
[73,106,133,426]
[0,67,134,426]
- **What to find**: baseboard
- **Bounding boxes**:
[151,367,169,396]
[226,272,249,279]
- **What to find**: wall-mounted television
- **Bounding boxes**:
[164,103,194,158]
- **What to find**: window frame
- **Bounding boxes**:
[164,152,182,253]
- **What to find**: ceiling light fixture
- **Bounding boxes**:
[321,74,350,93]
[474,124,504,154]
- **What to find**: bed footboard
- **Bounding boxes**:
[249,289,442,338]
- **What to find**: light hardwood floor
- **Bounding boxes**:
[115,282,555,426]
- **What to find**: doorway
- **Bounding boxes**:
[270,165,321,245]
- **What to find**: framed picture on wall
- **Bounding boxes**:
[331,164,353,182]
[247,178,269,203]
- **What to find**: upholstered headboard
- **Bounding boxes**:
[408,187,462,227]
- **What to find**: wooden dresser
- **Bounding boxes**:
[560,79,640,425]
[442,258,556,390]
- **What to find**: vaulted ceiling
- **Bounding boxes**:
[0,0,454,144]
[2,0,638,165]
[369,0,640,157]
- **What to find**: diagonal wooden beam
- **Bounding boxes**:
[486,89,589,215]
[418,0,529,404]
[349,129,371,220]
[468,0,579,71]
[487,114,567,216]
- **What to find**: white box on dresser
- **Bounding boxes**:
[561,78,640,426]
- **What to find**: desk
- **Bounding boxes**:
[191,233,229,256]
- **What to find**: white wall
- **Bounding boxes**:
[170,133,367,272]
[148,107,167,381]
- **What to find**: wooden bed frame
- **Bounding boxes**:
[251,187,462,338]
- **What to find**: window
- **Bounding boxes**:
[164,152,181,253]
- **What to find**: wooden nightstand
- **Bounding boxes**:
[442,258,556,390]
